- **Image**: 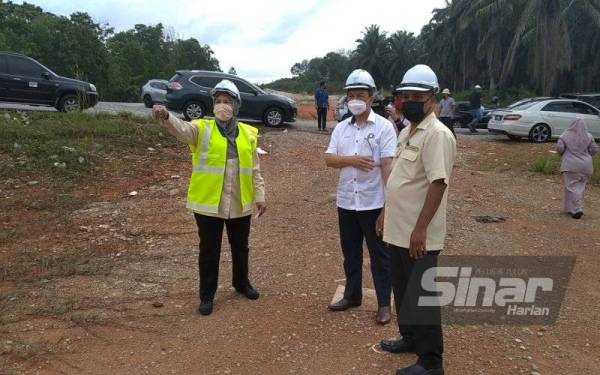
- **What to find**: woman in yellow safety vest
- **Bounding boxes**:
[152,79,266,316]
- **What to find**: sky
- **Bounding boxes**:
[14,0,448,83]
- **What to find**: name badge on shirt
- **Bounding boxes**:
[406,144,419,152]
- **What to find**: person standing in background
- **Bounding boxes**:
[467,84,483,133]
[438,88,456,137]
[556,118,599,219]
[386,93,411,134]
[315,81,329,132]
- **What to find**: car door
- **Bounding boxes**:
[231,79,261,119]
[151,81,168,102]
[6,55,56,104]
[0,55,10,100]
[571,101,600,139]
[539,101,576,135]
[189,75,221,114]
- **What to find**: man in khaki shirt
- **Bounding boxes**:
[377,65,456,375]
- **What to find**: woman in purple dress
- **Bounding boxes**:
[556,119,599,219]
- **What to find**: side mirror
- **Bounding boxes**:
[41,71,50,80]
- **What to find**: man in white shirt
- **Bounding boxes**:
[325,69,397,324]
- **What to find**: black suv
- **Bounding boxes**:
[166,70,297,126]
[0,52,98,112]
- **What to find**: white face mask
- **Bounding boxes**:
[214,103,234,122]
[347,99,367,115]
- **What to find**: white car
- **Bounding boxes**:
[488,98,600,142]
[334,95,350,122]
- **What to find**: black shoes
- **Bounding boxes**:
[236,284,260,300]
[198,300,213,316]
[571,211,584,219]
[380,338,416,353]
[397,363,444,375]
[327,298,361,311]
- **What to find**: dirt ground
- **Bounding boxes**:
[1,127,599,375]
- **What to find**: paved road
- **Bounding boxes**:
[0,101,318,130]
[0,101,492,136]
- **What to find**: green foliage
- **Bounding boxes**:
[531,154,561,175]
[0,110,176,182]
[531,153,600,184]
[269,0,600,96]
[0,1,220,102]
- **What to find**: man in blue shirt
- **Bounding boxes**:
[315,81,329,131]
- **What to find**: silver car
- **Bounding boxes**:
[141,79,168,108]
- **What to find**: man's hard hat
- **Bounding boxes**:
[344,69,376,91]
[395,64,440,93]
[442,88,451,95]
[211,79,241,103]
[474,84,482,89]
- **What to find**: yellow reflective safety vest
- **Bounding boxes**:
[186,118,258,214]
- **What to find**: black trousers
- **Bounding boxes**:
[338,207,391,307]
[439,117,456,137]
[194,213,252,302]
[391,245,443,369]
[317,107,327,130]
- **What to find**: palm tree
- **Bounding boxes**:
[386,31,420,88]
[496,0,568,94]
[352,25,391,89]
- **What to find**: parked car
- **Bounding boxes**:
[0,52,98,112]
[166,70,296,126]
[452,101,490,129]
[141,79,168,108]
[334,95,351,122]
[560,93,600,110]
[488,98,600,142]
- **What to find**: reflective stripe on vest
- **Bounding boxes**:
[186,119,258,214]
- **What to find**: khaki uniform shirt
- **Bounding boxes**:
[383,112,456,250]
[160,114,266,219]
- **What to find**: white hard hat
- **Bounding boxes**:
[395,64,440,93]
[442,88,451,95]
[474,84,482,89]
[344,69,376,91]
[211,79,241,103]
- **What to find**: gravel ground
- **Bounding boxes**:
[1,123,594,374]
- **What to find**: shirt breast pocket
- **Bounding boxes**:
[399,149,418,162]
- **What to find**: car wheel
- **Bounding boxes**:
[59,94,81,112]
[263,107,284,127]
[528,124,551,143]
[143,95,153,108]
[183,101,205,120]
[507,134,522,141]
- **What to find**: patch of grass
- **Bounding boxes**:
[0,110,176,182]
[531,153,561,175]
[531,152,600,184]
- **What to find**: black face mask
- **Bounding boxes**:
[402,96,431,123]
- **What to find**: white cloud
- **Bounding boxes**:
[14,0,447,83]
